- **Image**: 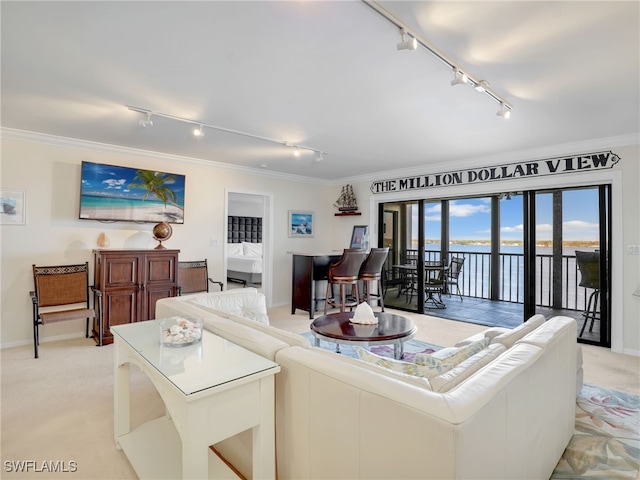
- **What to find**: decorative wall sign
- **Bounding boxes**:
[0,190,26,225]
[370,151,620,194]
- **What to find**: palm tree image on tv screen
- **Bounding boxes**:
[79,161,185,223]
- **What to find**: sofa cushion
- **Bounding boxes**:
[429,343,507,392]
[414,337,490,368]
[490,314,546,348]
[354,346,455,380]
[188,290,269,324]
[222,312,311,347]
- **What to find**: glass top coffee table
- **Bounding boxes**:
[310,311,417,359]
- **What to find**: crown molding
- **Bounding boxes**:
[2,127,637,187]
[0,128,333,186]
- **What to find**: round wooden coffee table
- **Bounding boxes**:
[310,311,417,359]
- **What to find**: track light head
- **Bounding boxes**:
[397,29,417,51]
[293,146,300,157]
[474,80,489,92]
[193,124,205,137]
[496,103,512,119]
[450,67,468,86]
[315,152,325,162]
[138,112,153,127]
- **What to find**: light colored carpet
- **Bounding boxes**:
[1,305,638,479]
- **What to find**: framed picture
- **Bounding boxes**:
[0,190,26,225]
[289,210,314,237]
[350,225,369,249]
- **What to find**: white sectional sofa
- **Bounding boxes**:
[156,289,581,480]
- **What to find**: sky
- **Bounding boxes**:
[80,161,185,204]
[417,188,601,241]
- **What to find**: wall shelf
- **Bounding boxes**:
[335,212,361,216]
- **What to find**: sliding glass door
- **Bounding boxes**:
[525,186,611,346]
[379,184,611,347]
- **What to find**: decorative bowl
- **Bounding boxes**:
[159,317,203,347]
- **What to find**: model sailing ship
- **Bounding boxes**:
[334,184,358,212]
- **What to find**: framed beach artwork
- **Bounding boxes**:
[288,210,314,237]
[79,161,185,223]
[0,190,26,225]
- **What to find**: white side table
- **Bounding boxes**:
[112,319,280,479]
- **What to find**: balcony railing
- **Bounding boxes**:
[404,249,594,312]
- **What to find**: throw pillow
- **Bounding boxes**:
[354,346,455,379]
[413,337,490,368]
[227,243,244,256]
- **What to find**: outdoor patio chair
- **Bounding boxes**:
[443,256,465,301]
[31,262,100,358]
[178,259,223,295]
[576,251,600,337]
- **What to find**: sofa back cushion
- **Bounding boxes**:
[188,289,269,324]
[490,314,546,348]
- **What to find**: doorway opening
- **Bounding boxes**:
[225,191,273,306]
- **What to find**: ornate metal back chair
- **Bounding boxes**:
[443,257,465,301]
[576,251,600,337]
[178,259,223,295]
[31,262,98,358]
[324,249,368,314]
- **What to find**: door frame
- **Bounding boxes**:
[225,189,274,307]
[368,168,624,353]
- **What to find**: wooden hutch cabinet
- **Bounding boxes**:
[93,249,179,345]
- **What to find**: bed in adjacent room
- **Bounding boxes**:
[227,216,262,286]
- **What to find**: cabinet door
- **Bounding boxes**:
[143,251,178,320]
[145,284,177,321]
[99,253,144,342]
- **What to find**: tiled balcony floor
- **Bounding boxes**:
[383,287,602,344]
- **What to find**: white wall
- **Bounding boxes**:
[0,136,342,348]
[2,134,638,356]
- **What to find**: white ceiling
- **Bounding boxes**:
[2,1,638,181]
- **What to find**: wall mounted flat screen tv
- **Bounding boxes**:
[79,161,185,224]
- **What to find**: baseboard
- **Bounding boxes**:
[0,331,87,350]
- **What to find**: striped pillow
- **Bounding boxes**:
[354,346,455,379]
[414,337,489,368]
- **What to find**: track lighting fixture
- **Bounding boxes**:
[192,124,205,137]
[363,0,513,117]
[396,28,417,51]
[138,112,153,127]
[496,103,512,119]
[450,67,468,86]
[127,105,327,160]
[474,80,489,92]
[315,152,325,162]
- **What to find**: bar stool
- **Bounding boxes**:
[358,247,389,311]
[324,249,368,314]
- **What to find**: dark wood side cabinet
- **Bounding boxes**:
[93,249,180,345]
[291,252,341,319]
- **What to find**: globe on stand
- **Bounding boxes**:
[152,222,173,249]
